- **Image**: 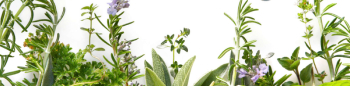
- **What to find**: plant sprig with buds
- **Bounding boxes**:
[158,28,190,77]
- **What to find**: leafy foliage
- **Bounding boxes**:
[50,42,104,86]
[320,80,350,86]
[0,0,35,85]
[95,6,144,85]
[158,28,191,77]
[145,49,196,86]
[278,0,350,85]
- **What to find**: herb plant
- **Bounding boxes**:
[0,0,34,85]
[195,0,291,86]
[18,0,66,85]
[94,0,145,85]
[278,0,350,85]
[158,28,190,77]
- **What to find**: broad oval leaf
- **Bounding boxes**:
[277,58,293,71]
[291,47,300,60]
[173,56,196,86]
[145,68,166,86]
[320,80,350,86]
[300,63,312,83]
[152,49,171,86]
[290,60,300,69]
[144,60,153,70]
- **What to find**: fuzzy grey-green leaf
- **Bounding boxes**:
[145,68,166,86]
[173,56,196,86]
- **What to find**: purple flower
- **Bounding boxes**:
[251,68,266,82]
[251,74,260,83]
[107,0,130,15]
[107,8,117,16]
[236,63,269,83]
[259,63,269,73]
[237,68,248,78]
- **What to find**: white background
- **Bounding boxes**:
[1,0,350,85]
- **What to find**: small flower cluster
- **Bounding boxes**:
[121,54,140,75]
[107,0,130,15]
[237,63,269,83]
[119,39,140,75]
[118,39,132,52]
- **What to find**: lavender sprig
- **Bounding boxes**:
[107,0,130,15]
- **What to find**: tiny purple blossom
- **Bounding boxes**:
[107,8,117,15]
[259,63,269,73]
[107,0,130,15]
[251,74,260,83]
[237,68,248,78]
[251,68,265,82]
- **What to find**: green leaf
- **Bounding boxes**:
[320,80,350,86]
[182,45,188,52]
[274,74,292,86]
[151,49,171,86]
[94,13,108,31]
[290,60,300,69]
[144,60,153,70]
[277,57,294,70]
[81,12,89,16]
[291,47,300,60]
[224,13,236,25]
[194,63,229,86]
[241,40,256,47]
[41,56,54,86]
[300,63,312,83]
[57,7,66,23]
[96,34,111,47]
[322,13,342,19]
[282,81,299,86]
[241,20,261,26]
[2,70,21,77]
[173,56,196,86]
[94,47,105,51]
[130,74,145,81]
[322,3,336,13]
[215,76,229,85]
[335,66,350,80]
[218,47,234,59]
[145,68,166,86]
[81,6,90,10]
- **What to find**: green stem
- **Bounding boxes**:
[173,49,175,63]
[326,58,335,80]
[89,14,92,46]
[172,36,180,63]
[312,67,316,86]
[231,2,242,84]
[317,16,324,34]
[33,59,44,86]
[231,66,238,85]
[294,69,302,85]
[312,58,324,83]
[316,14,335,80]
[36,37,54,86]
